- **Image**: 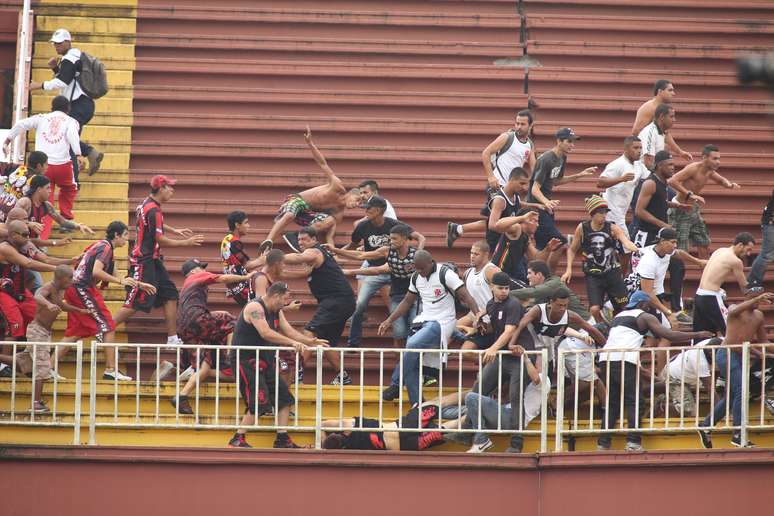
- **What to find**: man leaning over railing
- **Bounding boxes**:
[698,288,774,449]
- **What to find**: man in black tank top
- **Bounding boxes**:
[283,226,357,385]
[563,195,639,322]
[228,283,328,449]
[490,207,558,285]
[633,151,693,318]
[445,167,533,249]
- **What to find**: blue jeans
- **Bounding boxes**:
[464,392,514,445]
[389,295,417,341]
[703,349,743,429]
[749,224,774,286]
[347,273,391,347]
[390,320,442,405]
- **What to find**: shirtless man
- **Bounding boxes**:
[632,79,692,162]
[667,144,741,259]
[692,232,755,336]
[0,266,85,412]
[16,175,94,243]
[698,288,774,449]
[261,126,361,252]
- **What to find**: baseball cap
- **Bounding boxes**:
[654,150,673,166]
[555,127,580,141]
[491,272,512,287]
[150,175,177,189]
[626,290,651,309]
[50,29,72,43]
[584,194,608,215]
[181,258,207,276]
[365,195,387,210]
[657,227,678,241]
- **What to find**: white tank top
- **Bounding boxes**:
[465,263,496,312]
[492,133,533,187]
[599,309,647,364]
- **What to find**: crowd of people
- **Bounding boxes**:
[2,28,774,451]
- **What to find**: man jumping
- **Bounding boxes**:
[261,126,361,252]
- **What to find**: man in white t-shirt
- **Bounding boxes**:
[658,337,717,417]
[626,227,706,328]
[29,28,103,179]
[379,250,479,405]
[597,136,649,240]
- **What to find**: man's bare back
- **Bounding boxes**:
[725,293,773,346]
[699,247,745,292]
[632,98,659,135]
[299,183,346,212]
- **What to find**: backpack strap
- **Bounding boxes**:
[438,264,455,296]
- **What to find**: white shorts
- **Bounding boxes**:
[559,342,596,383]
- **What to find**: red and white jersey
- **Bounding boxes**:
[6,111,81,165]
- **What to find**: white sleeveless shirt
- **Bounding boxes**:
[465,263,496,312]
[492,133,533,187]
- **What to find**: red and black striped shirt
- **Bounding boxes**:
[73,239,114,289]
[130,197,164,263]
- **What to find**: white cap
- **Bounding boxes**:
[50,29,71,43]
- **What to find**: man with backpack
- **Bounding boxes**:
[30,28,107,180]
[378,250,480,405]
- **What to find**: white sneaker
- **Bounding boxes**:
[178,366,195,382]
[166,336,185,351]
[48,369,66,381]
[466,439,494,453]
[103,369,132,381]
[150,360,174,382]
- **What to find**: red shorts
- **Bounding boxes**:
[64,286,116,341]
[0,289,36,338]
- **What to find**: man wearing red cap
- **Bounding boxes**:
[562,195,639,322]
[113,175,204,347]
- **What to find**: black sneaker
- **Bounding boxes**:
[422,375,438,387]
[273,434,303,449]
[170,395,193,415]
[382,384,400,401]
[283,232,301,253]
[505,444,523,453]
[228,433,252,448]
[258,239,273,255]
[731,433,754,448]
[697,429,713,449]
[0,364,12,378]
[446,222,460,248]
[331,371,352,386]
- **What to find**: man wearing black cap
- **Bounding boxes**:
[340,196,423,348]
[171,259,255,414]
[114,175,205,347]
[527,127,598,271]
[633,151,693,320]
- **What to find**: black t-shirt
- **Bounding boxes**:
[527,150,566,203]
[484,296,534,349]
[491,232,529,283]
[351,217,400,267]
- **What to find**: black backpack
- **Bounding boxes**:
[76,52,109,99]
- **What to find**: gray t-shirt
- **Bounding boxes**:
[527,150,566,203]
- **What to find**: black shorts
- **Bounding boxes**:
[124,258,179,312]
[693,292,727,336]
[305,295,356,346]
[237,354,294,415]
[585,268,629,310]
[534,210,568,250]
[465,332,496,350]
[398,405,444,451]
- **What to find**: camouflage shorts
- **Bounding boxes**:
[668,204,710,250]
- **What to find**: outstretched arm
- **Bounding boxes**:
[640,312,713,342]
[304,125,342,188]
[709,171,740,190]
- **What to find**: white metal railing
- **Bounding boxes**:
[10,0,33,162]
[81,342,549,451]
[554,342,773,451]
[3,340,773,452]
[0,340,83,444]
